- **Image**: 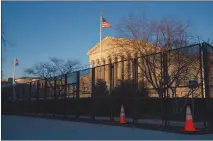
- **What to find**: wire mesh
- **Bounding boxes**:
[79,68,92,98]
[207,44,213,98]
[167,44,202,98]
[67,72,77,98]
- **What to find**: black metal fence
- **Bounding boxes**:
[2,42,213,132]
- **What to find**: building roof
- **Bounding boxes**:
[87,36,111,56]
[16,77,40,80]
[86,36,160,56]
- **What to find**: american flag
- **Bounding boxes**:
[14,59,19,66]
[102,17,112,28]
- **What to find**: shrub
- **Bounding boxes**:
[93,79,109,98]
[111,79,149,98]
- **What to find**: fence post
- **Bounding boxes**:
[44,79,47,100]
[36,80,40,101]
[64,74,68,118]
[36,81,40,115]
[91,68,95,120]
[109,63,113,93]
[91,68,95,98]
[161,52,169,127]
[133,58,138,89]
[199,44,205,98]
[132,57,138,123]
[161,52,165,126]
[202,43,210,98]
[199,44,207,129]
[74,71,80,120]
[76,71,80,99]
[29,82,32,101]
[22,87,25,101]
[54,77,57,99]
[64,74,67,99]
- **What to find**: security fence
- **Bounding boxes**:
[2,42,213,133]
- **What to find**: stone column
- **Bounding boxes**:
[130,52,137,80]
[113,57,118,87]
[90,60,96,98]
[117,57,123,82]
[101,59,105,80]
[98,59,102,80]
[91,60,96,68]
[124,55,130,80]
[129,57,133,79]
[132,52,138,88]
[95,59,100,83]
[105,57,111,89]
[138,57,143,84]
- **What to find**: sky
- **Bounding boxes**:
[1,1,213,79]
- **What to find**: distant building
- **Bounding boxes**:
[2,77,41,100]
[15,77,40,84]
[2,77,13,84]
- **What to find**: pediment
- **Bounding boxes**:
[87,36,161,56]
[87,37,115,56]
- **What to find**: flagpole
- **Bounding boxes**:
[12,59,16,100]
[100,12,103,62]
[100,12,103,79]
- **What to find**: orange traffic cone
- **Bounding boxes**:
[184,105,196,132]
[120,104,126,124]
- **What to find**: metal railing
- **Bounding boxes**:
[2,42,213,133]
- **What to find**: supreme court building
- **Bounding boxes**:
[86,36,206,98]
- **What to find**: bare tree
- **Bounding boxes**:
[1,20,14,50]
[110,14,201,97]
[2,19,15,77]
[25,57,80,97]
[80,75,91,93]
[1,20,6,49]
[207,44,213,98]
